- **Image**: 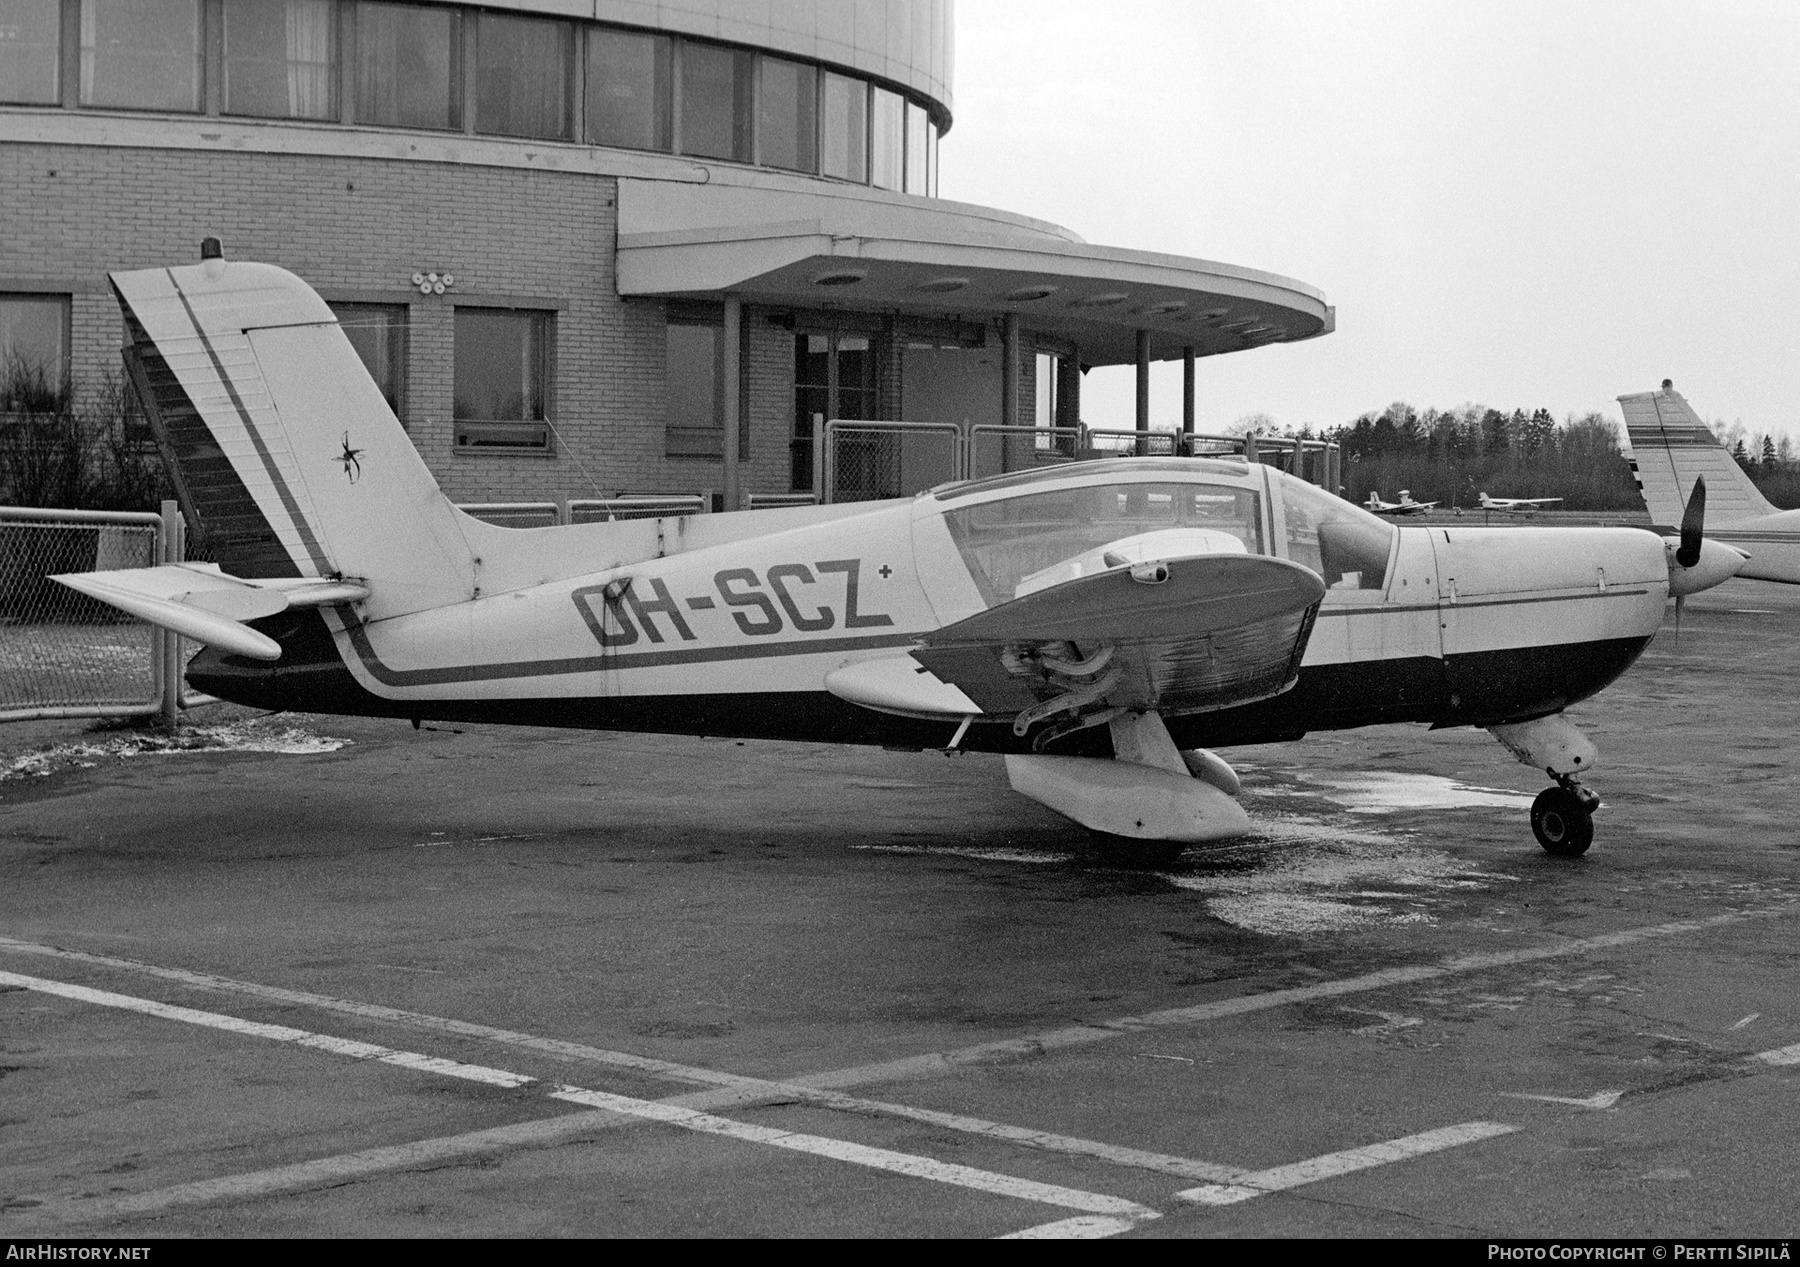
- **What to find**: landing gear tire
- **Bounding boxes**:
[1531,786,1594,857]
[1086,831,1189,869]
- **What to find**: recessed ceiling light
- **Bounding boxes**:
[1071,292,1130,307]
[812,270,866,287]
[1143,300,1188,315]
[914,276,971,293]
[1218,317,1258,331]
[1002,284,1058,302]
[1196,309,1231,324]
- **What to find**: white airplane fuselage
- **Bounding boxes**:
[192,470,1675,755]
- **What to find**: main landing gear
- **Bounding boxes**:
[1488,715,1604,858]
[1529,777,1601,857]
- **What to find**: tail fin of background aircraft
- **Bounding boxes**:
[113,256,477,620]
[1618,382,1776,528]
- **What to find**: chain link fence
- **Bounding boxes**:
[0,507,170,722]
[823,420,964,503]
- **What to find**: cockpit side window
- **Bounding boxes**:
[1276,477,1395,591]
[941,481,1264,606]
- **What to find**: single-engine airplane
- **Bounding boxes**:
[1363,490,1438,516]
[1620,381,1800,585]
[55,255,1751,863]
[1478,493,1563,517]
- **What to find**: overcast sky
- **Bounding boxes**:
[941,0,1799,442]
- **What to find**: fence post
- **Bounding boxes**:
[160,499,180,733]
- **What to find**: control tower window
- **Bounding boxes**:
[354,0,459,131]
[820,70,866,182]
[904,101,929,195]
[0,0,60,105]
[585,26,669,153]
[223,0,336,121]
[79,0,202,112]
[758,55,816,173]
[870,86,903,191]
[475,11,570,139]
[678,40,751,163]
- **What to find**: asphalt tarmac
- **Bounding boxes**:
[1,578,1796,1239]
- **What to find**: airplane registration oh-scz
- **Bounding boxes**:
[57,254,1749,863]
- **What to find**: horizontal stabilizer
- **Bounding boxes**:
[51,565,372,661]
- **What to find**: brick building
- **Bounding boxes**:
[0,0,1332,510]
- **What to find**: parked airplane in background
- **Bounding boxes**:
[55,254,1750,863]
[1479,493,1563,517]
[1363,490,1437,516]
[1619,381,1800,585]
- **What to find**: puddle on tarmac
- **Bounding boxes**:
[1280,771,1534,814]
[1,720,349,781]
[852,843,1075,865]
[1159,813,1517,935]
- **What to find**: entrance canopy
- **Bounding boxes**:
[616,178,1332,367]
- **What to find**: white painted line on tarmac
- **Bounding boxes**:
[549,1086,1160,1223]
[792,905,1797,1091]
[0,935,760,1093]
[788,1092,1245,1184]
[1750,1042,1800,1067]
[0,970,532,1088]
[999,1214,1149,1239]
[13,1111,629,1226]
[1175,1121,1519,1206]
[3,968,1155,1230]
[1501,1090,1623,1110]
[0,935,1247,1184]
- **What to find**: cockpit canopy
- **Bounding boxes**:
[930,459,1394,604]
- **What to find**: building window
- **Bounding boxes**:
[904,101,929,195]
[222,0,336,121]
[0,294,70,407]
[0,0,60,105]
[475,11,569,140]
[328,302,406,422]
[819,71,865,183]
[665,316,719,457]
[354,0,458,131]
[870,86,903,191]
[585,26,669,152]
[677,40,751,163]
[79,0,203,112]
[453,308,551,452]
[757,55,815,173]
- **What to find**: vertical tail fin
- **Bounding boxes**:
[113,259,476,620]
[1617,383,1776,527]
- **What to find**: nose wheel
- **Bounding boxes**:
[1530,778,1599,857]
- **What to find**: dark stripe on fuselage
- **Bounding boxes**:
[189,609,1651,756]
[335,613,917,686]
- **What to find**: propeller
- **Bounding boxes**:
[1676,477,1705,569]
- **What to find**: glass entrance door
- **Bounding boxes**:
[792,332,876,492]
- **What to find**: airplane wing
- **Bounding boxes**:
[52,564,369,660]
[826,553,1325,742]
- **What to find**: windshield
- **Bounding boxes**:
[942,480,1265,605]
[1275,475,1395,591]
